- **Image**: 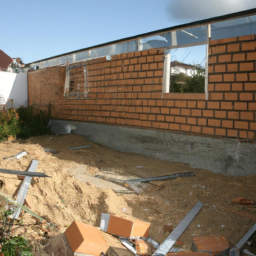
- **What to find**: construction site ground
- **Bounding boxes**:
[0,134,255,255]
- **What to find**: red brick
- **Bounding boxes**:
[222,120,233,128]
[181,109,191,116]
[198,118,206,126]
[166,100,175,107]
[202,127,214,135]
[249,102,256,110]
[155,122,168,129]
[246,52,256,60]
[239,130,248,138]
[187,117,197,125]
[250,122,256,130]
[175,100,187,108]
[149,63,157,70]
[209,56,217,64]
[209,74,222,82]
[235,121,248,129]
[242,42,256,51]
[158,62,163,69]
[228,111,239,119]
[233,53,245,61]
[224,74,235,82]
[227,43,240,52]
[197,101,206,108]
[208,66,214,73]
[151,107,160,113]
[227,129,238,137]
[244,83,256,90]
[215,83,230,91]
[138,92,151,99]
[203,110,213,117]
[141,50,149,56]
[238,35,255,41]
[146,56,154,62]
[215,64,226,73]
[166,116,174,122]
[142,121,152,127]
[154,70,163,76]
[210,93,223,100]
[219,54,231,63]
[227,64,238,72]
[157,115,165,121]
[208,84,214,91]
[170,108,180,115]
[210,45,226,54]
[142,64,149,70]
[248,131,255,139]
[236,73,248,81]
[154,55,164,62]
[191,109,202,117]
[221,102,233,110]
[139,114,148,120]
[169,123,180,130]
[235,102,247,110]
[215,110,226,118]
[240,92,253,101]
[216,128,226,136]
[180,124,191,132]
[148,114,156,121]
[148,49,158,55]
[130,58,138,64]
[156,100,166,106]
[240,62,254,71]
[208,119,221,127]
[138,57,147,63]
[161,108,169,114]
[232,83,243,91]
[175,116,186,123]
[207,101,220,109]
[134,65,141,72]
[210,37,237,45]
[188,101,197,108]
[240,112,254,120]
[191,126,201,133]
[249,73,256,81]
[225,93,237,101]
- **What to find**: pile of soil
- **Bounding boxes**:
[0,134,255,255]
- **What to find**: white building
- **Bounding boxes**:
[171,61,197,76]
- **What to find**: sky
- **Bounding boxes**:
[0,0,255,64]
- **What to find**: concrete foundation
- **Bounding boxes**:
[50,119,256,176]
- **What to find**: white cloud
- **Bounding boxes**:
[166,0,256,21]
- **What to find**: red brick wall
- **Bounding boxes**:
[28,36,256,141]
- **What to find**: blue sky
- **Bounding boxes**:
[1,0,255,63]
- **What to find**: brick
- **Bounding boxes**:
[191,126,201,133]
[210,37,237,45]
[154,70,163,76]
[215,110,226,118]
[249,102,256,111]
[219,54,231,63]
[248,131,255,139]
[215,128,226,136]
[148,114,156,121]
[209,66,214,73]
[249,73,256,81]
[244,83,256,90]
[235,102,247,110]
[141,50,149,56]
[215,83,230,91]
[148,49,158,55]
[180,124,191,132]
[149,63,158,70]
[247,52,256,60]
[240,92,253,101]
[169,123,180,130]
[154,55,164,62]
[250,122,256,130]
[236,73,248,81]
[232,83,243,91]
[221,102,233,110]
[210,93,223,100]
[227,43,240,52]
[175,116,186,124]
[153,122,168,129]
[170,108,180,115]
[239,130,248,138]
[142,121,152,127]
[198,118,206,126]
[227,129,238,137]
[197,101,206,108]
[240,62,254,71]
[207,101,220,109]
[157,115,165,121]
[210,45,226,54]
[133,85,142,92]
[241,42,256,51]
[208,119,221,127]
[166,115,174,122]
[146,56,154,62]
[208,84,214,92]
[188,101,197,108]
[228,111,239,119]
[223,74,235,82]
[161,108,169,114]
[135,65,142,71]
[209,74,222,82]
[65,221,109,255]
[181,109,191,116]
[142,64,149,70]
[203,110,213,117]
[235,121,248,129]
[138,57,147,63]
[215,64,226,72]
[130,58,138,64]
[191,109,202,117]
[238,35,255,41]
[225,93,237,100]
[138,92,151,99]
[151,107,160,113]
[166,100,175,107]
[187,117,197,125]
[227,64,238,72]
[138,72,147,78]
[240,112,254,120]
[233,53,245,61]
[209,56,217,64]
[175,100,187,108]
[202,127,214,135]
[222,120,233,128]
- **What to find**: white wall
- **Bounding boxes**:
[0,71,28,108]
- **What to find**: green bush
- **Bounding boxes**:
[0,105,50,141]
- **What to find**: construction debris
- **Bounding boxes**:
[68,145,91,150]
[3,151,27,160]
[232,198,256,205]
[191,236,231,255]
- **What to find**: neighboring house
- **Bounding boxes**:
[0,50,13,71]
[171,61,197,76]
